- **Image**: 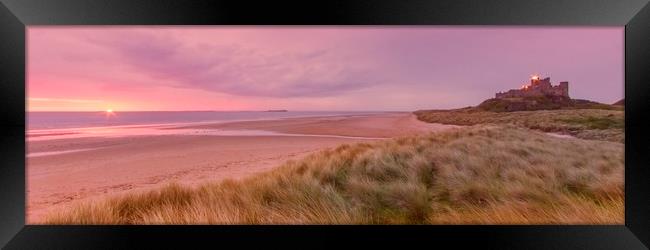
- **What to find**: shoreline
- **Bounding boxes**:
[27,111,399,136]
[26,112,398,142]
[27,112,457,224]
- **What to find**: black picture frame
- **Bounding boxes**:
[1,0,649,249]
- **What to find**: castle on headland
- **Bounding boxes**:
[495,75,569,99]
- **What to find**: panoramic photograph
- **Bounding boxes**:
[26,27,624,224]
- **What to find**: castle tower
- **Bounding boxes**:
[530,75,540,85]
[559,81,569,97]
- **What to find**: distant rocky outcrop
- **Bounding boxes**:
[480,95,564,112]
[478,96,620,112]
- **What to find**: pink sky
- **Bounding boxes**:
[27,26,623,112]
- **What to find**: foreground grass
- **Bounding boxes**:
[414,109,624,142]
[45,125,623,224]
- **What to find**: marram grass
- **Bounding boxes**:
[45,125,623,225]
[414,108,624,142]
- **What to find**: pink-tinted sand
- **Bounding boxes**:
[26,113,457,223]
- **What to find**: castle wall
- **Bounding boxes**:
[495,77,569,99]
[559,81,569,97]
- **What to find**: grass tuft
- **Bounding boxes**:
[44,125,623,225]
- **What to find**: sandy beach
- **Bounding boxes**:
[26,112,457,223]
[23,27,625,229]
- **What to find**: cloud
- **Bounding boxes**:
[84,30,382,97]
[28,98,103,103]
[28,27,623,110]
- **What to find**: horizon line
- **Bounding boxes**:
[26,110,413,113]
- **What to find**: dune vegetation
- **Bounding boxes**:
[45,125,623,225]
[476,96,623,113]
[414,108,624,142]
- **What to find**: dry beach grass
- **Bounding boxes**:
[27,113,454,222]
[414,108,624,142]
[45,125,623,224]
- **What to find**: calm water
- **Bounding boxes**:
[26,111,390,145]
[27,111,384,130]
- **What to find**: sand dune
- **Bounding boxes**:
[27,113,456,224]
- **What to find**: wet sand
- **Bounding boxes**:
[27,113,457,223]
[171,112,452,138]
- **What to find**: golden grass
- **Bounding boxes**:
[44,125,624,225]
[414,108,624,142]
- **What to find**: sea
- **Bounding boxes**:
[27,111,385,130]
[26,111,388,142]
